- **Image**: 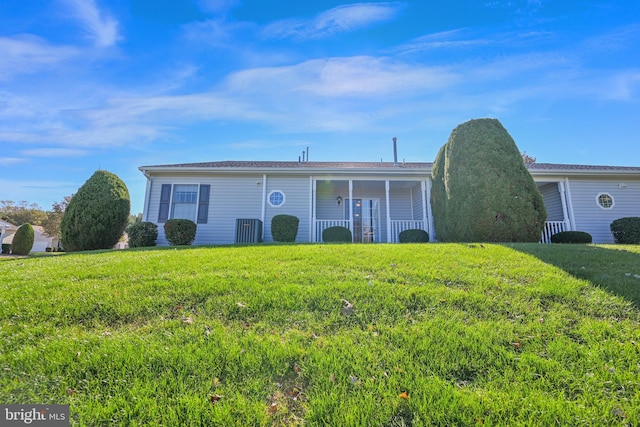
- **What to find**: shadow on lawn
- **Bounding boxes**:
[509,243,640,307]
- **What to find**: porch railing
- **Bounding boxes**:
[541,221,568,243]
[390,220,426,243]
[315,219,351,242]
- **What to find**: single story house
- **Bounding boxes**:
[138,161,640,245]
[1,220,57,253]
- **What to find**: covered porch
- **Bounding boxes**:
[536,179,575,243]
[311,178,432,243]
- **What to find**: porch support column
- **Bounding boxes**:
[563,178,576,231]
[261,174,267,241]
[425,178,434,242]
[348,179,353,242]
[385,180,391,243]
[309,177,314,242]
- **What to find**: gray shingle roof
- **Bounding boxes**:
[140,160,640,173]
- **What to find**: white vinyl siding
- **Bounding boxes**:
[264,176,311,243]
[567,178,640,243]
[538,183,564,221]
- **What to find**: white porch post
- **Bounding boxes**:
[348,179,353,242]
[0,224,5,250]
[385,180,391,243]
[425,178,434,242]
[261,174,267,240]
[309,176,314,242]
[564,178,576,231]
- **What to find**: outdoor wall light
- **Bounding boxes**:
[336,196,342,205]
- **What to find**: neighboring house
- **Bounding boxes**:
[0,221,56,253]
[138,161,640,245]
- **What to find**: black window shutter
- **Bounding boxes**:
[197,184,210,224]
[158,184,172,223]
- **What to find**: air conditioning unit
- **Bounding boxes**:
[235,219,263,243]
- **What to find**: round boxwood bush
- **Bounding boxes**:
[399,229,429,243]
[127,221,158,248]
[271,214,299,242]
[61,170,130,252]
[550,231,592,244]
[322,226,352,243]
[164,219,197,246]
[610,217,640,244]
[11,223,34,255]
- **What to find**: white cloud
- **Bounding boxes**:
[263,2,405,40]
[0,157,25,166]
[0,35,78,80]
[20,148,89,157]
[61,0,121,47]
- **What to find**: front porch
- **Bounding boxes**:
[311,178,432,243]
[309,178,574,244]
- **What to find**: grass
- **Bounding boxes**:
[1,243,640,426]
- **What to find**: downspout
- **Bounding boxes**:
[261,174,267,240]
[309,176,313,243]
[348,179,353,242]
[141,169,153,222]
[564,177,576,231]
[385,180,391,243]
[557,181,570,232]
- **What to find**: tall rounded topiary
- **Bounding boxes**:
[61,170,130,252]
[431,118,546,242]
[271,214,299,242]
[11,223,34,255]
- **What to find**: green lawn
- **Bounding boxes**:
[1,243,639,426]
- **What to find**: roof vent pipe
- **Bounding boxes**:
[306,146,309,162]
[302,151,306,162]
[393,137,398,166]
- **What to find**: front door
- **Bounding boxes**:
[347,199,380,243]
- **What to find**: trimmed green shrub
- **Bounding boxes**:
[271,214,299,242]
[399,229,429,243]
[127,221,158,248]
[11,223,35,255]
[551,231,592,244]
[164,219,197,246]
[322,226,352,243]
[61,170,130,252]
[610,217,640,244]
[431,118,546,242]
[1,244,10,254]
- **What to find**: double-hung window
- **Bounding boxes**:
[158,184,210,223]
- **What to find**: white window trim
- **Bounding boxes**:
[595,192,615,210]
[170,183,201,221]
[268,190,286,208]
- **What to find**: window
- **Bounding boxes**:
[171,185,198,219]
[596,192,614,209]
[157,184,210,223]
[268,190,285,207]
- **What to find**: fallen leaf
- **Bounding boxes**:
[329,373,335,382]
[398,391,409,399]
[512,342,521,348]
[213,377,220,386]
[236,302,246,308]
[293,364,301,374]
[66,388,76,396]
[268,403,278,413]
[341,299,354,316]
[209,394,222,405]
[183,317,193,324]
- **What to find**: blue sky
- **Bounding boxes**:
[1,0,639,214]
